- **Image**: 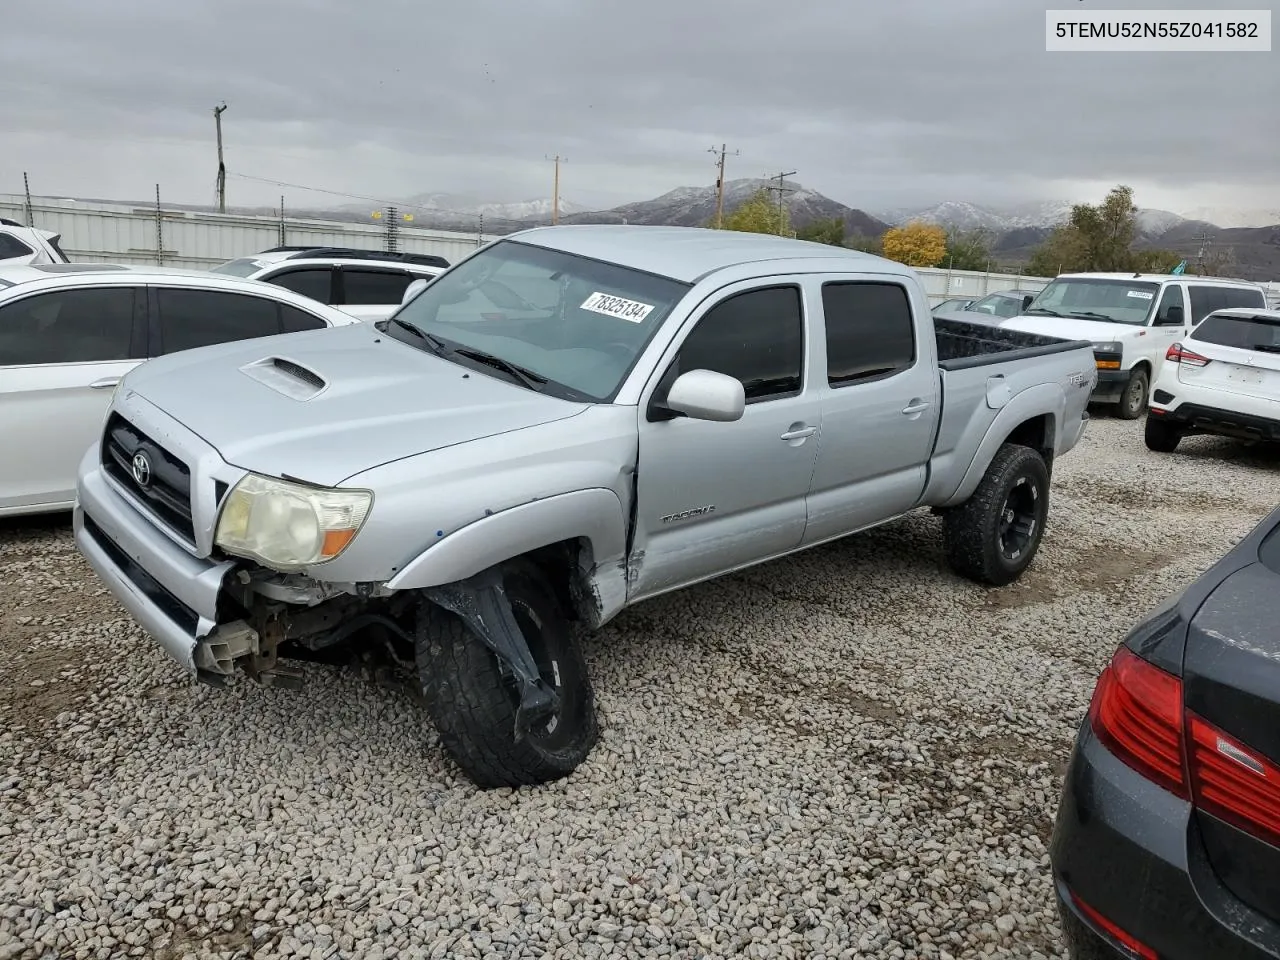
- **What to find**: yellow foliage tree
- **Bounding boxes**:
[717,188,789,235]
[881,221,947,267]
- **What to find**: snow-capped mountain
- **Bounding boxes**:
[876,200,1187,237]
[401,192,589,222]
[1178,207,1280,229]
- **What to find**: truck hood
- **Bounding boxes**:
[997,315,1139,344]
[121,322,590,486]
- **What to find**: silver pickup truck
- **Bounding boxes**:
[74,226,1096,788]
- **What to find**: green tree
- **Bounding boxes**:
[796,217,845,246]
[1026,184,1147,275]
[843,233,881,253]
[942,227,993,271]
[717,188,789,235]
[1130,248,1184,273]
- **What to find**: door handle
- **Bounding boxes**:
[89,377,121,390]
[780,425,817,441]
[902,400,931,415]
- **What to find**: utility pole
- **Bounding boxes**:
[708,143,738,228]
[546,155,566,225]
[213,102,228,213]
[765,170,797,236]
[1191,230,1212,275]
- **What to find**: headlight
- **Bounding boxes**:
[1092,341,1123,354]
[1092,341,1123,370]
[214,473,372,569]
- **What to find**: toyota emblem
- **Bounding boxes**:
[130,451,152,487]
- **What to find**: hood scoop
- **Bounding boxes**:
[238,355,328,400]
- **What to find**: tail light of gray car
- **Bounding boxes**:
[1165,342,1211,367]
[1088,643,1280,851]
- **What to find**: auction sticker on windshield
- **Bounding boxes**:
[1127,290,1155,299]
[580,292,654,323]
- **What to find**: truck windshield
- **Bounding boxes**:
[390,239,690,401]
[1025,277,1160,325]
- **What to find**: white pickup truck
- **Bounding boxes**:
[995,272,1268,419]
[74,226,1097,787]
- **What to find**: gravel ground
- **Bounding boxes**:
[1,416,1277,960]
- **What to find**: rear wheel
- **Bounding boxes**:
[1144,415,1183,453]
[943,443,1050,586]
[1116,367,1149,420]
[416,562,598,788]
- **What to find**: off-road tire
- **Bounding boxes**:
[943,443,1050,587]
[416,562,598,788]
[1143,415,1183,453]
[1116,367,1149,420]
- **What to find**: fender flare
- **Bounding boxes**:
[384,488,628,592]
[941,384,1061,508]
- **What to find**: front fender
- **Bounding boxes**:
[384,487,628,595]
[940,383,1063,508]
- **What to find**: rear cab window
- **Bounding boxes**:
[821,281,916,385]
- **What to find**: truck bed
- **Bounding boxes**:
[934,316,1086,371]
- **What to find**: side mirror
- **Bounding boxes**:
[402,278,429,305]
[1021,294,1034,311]
[664,369,745,422]
[1159,305,1185,326]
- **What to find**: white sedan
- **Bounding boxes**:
[1145,307,1280,453]
[0,263,363,517]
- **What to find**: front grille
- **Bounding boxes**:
[101,412,196,542]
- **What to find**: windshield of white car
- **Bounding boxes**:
[387,239,690,402]
[1025,278,1159,325]
[1193,312,1280,352]
[209,258,265,278]
[966,293,1023,318]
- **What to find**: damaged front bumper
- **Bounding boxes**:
[74,446,258,681]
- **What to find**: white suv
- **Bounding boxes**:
[0,218,70,266]
[1145,307,1280,453]
[210,246,448,322]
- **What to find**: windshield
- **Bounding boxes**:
[1192,312,1280,351]
[967,293,1023,318]
[390,239,690,401]
[1026,278,1159,325]
[210,257,265,278]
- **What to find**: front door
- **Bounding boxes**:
[0,285,145,512]
[630,280,822,600]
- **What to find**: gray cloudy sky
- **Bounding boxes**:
[2,0,1277,218]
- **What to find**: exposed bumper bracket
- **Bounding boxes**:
[425,567,560,741]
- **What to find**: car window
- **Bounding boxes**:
[1186,286,1225,324]
[0,234,35,260]
[1154,284,1186,323]
[822,281,916,386]
[1220,287,1266,311]
[266,267,332,302]
[279,304,329,333]
[0,287,138,365]
[1192,312,1280,350]
[672,285,803,403]
[341,268,412,305]
[155,288,283,354]
[967,293,1022,318]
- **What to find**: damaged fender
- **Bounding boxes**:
[384,488,630,624]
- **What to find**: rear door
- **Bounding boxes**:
[336,267,415,322]
[0,285,146,511]
[259,265,338,306]
[802,275,940,545]
[1179,312,1280,404]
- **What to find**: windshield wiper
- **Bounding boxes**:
[382,318,453,356]
[1023,307,1064,317]
[451,345,549,391]
[1068,311,1119,322]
